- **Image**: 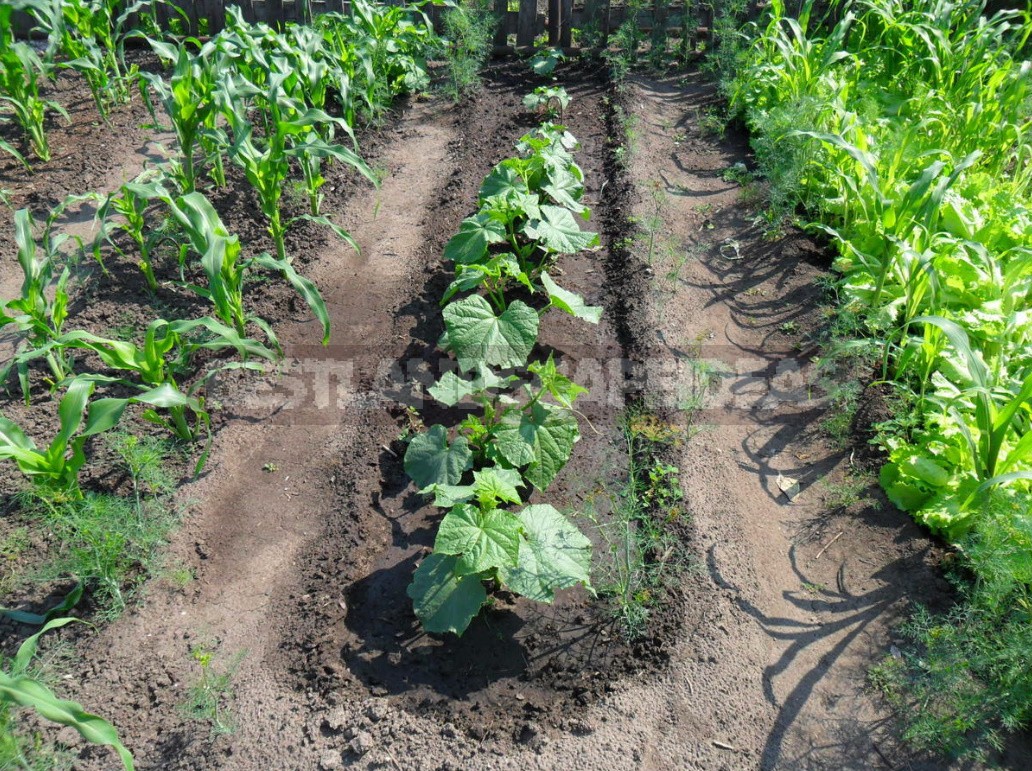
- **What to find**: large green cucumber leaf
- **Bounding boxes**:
[500,504,592,602]
[426,466,525,508]
[541,272,602,324]
[443,212,507,264]
[442,296,539,372]
[404,424,473,489]
[407,553,487,636]
[434,504,522,575]
[523,205,599,254]
[494,402,579,490]
[542,165,588,218]
[428,365,519,407]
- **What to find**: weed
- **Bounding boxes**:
[697,108,727,140]
[820,380,862,449]
[721,162,752,185]
[591,405,687,639]
[178,642,246,738]
[16,435,180,618]
[819,472,874,511]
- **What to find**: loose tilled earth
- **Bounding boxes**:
[1,58,1022,770]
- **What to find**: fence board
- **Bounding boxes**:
[559,0,573,47]
[493,0,509,46]
[517,0,537,46]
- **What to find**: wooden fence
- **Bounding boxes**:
[14,1,715,49]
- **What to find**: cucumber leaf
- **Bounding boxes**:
[494,402,579,490]
[541,272,602,323]
[407,553,487,636]
[500,504,592,602]
[428,365,519,407]
[434,504,522,575]
[523,205,599,254]
[404,424,473,488]
[443,296,539,372]
[443,213,507,264]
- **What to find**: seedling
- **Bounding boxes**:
[523,86,570,121]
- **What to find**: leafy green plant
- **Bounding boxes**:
[34,0,142,120]
[441,124,602,313]
[440,0,496,99]
[403,125,606,636]
[730,0,1032,755]
[0,618,134,770]
[0,377,191,498]
[523,85,570,120]
[0,22,67,163]
[529,46,565,76]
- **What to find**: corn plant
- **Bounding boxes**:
[220,72,373,262]
[0,30,67,162]
[58,315,276,444]
[0,617,134,770]
[141,42,223,194]
[162,191,332,346]
[97,177,167,291]
[0,377,125,496]
[27,0,145,120]
[0,209,75,395]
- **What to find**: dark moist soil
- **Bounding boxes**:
[278,60,687,740]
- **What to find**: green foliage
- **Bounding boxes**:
[0,208,76,395]
[0,15,67,163]
[731,0,1032,756]
[873,491,1032,759]
[523,86,570,120]
[405,126,604,635]
[441,0,496,99]
[23,0,142,120]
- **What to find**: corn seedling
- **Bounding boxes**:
[0,618,134,770]
[0,24,67,162]
[162,191,332,346]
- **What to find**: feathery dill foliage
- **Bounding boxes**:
[730,0,1032,757]
[441,0,497,99]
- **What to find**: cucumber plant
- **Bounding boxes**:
[404,126,605,635]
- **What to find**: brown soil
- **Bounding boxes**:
[1,58,1018,771]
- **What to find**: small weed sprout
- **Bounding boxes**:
[179,643,246,738]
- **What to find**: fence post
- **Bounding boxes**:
[559,0,572,47]
[547,0,560,44]
[493,0,508,47]
[516,0,536,47]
